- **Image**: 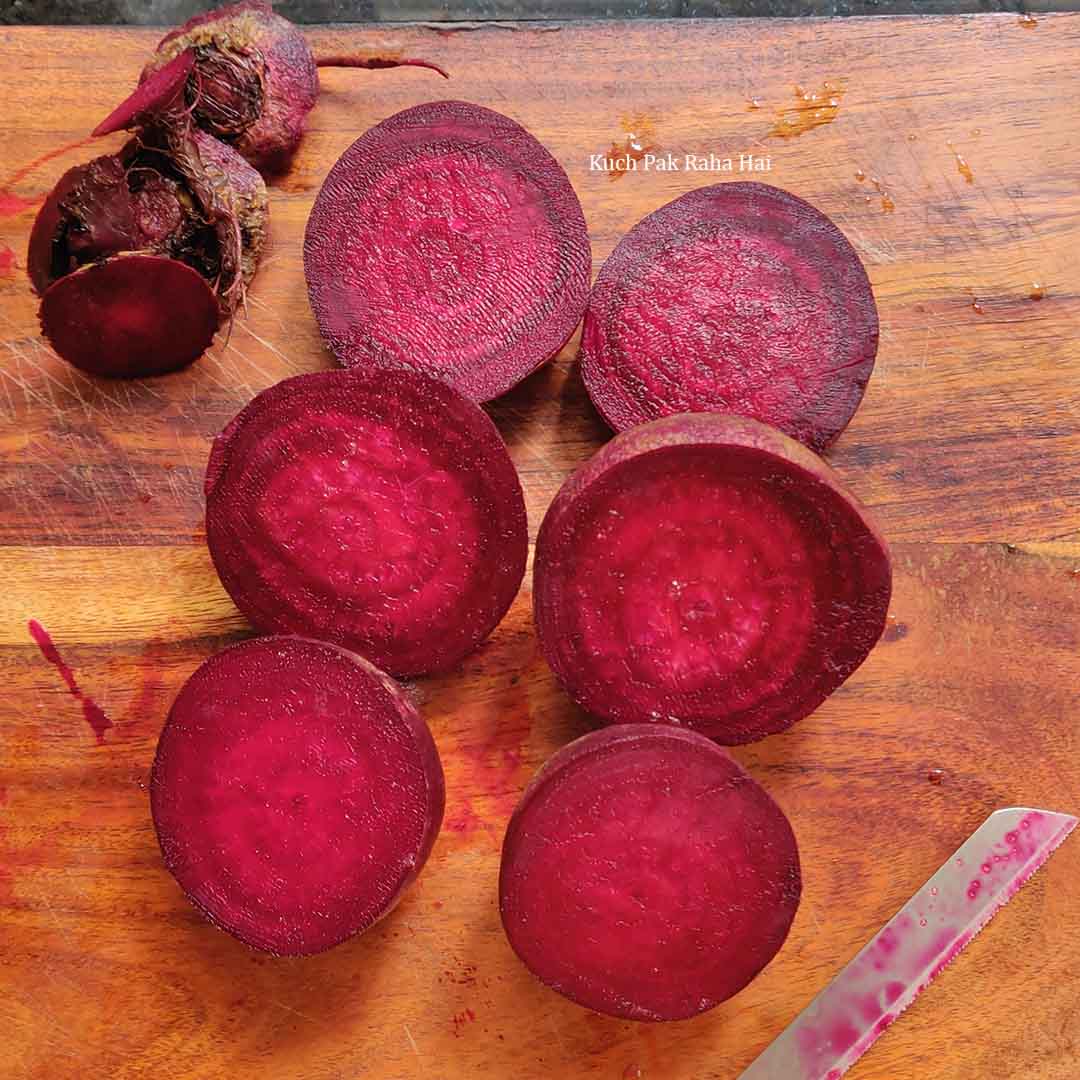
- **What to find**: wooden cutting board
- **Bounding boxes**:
[1,15,1078,1080]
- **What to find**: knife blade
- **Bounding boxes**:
[740,806,1077,1080]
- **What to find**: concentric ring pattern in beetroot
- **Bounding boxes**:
[151,635,445,956]
[303,100,591,402]
[206,368,528,678]
[580,182,879,451]
[533,413,892,744]
[500,725,801,1020]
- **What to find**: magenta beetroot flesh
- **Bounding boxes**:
[151,635,445,956]
[580,182,879,451]
[500,725,802,1020]
[303,101,591,402]
[534,413,892,744]
[206,368,528,677]
[40,254,218,377]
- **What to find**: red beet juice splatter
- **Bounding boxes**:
[0,137,94,218]
[28,619,113,742]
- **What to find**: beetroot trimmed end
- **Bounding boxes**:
[92,49,196,137]
[303,100,591,403]
[206,368,528,677]
[151,635,445,956]
[39,254,218,378]
[534,413,892,744]
[500,725,801,1020]
[580,182,879,451]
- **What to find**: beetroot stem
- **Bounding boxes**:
[315,55,449,79]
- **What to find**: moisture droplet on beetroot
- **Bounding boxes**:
[579,182,879,451]
[151,635,445,955]
[533,413,892,743]
[500,725,801,1020]
[205,367,528,677]
[303,100,591,402]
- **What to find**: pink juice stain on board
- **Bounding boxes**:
[28,620,113,742]
[0,136,94,218]
[451,1007,476,1037]
[794,810,1068,1078]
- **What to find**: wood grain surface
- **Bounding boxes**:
[1,15,1078,1080]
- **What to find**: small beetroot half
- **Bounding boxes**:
[152,635,445,956]
[580,182,879,451]
[534,413,892,744]
[500,725,801,1021]
[27,127,267,377]
[304,101,591,402]
[95,1,447,174]
[206,368,528,677]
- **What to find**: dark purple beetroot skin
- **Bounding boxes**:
[27,127,267,376]
[152,635,445,956]
[101,1,446,174]
[206,368,528,678]
[500,725,802,1021]
[303,101,591,402]
[533,413,892,744]
[580,182,879,451]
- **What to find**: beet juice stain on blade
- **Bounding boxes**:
[27,619,113,742]
[740,807,1078,1080]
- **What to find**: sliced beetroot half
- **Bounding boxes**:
[39,254,219,377]
[303,101,591,402]
[151,635,445,956]
[534,413,891,744]
[206,368,528,677]
[28,127,267,376]
[580,182,879,451]
[500,725,801,1020]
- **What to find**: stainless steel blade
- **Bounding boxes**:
[740,807,1077,1080]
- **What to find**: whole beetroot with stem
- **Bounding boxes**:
[28,123,268,377]
[94,0,448,174]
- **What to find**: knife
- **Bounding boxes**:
[740,806,1077,1080]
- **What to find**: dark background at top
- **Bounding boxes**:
[1,0,1072,23]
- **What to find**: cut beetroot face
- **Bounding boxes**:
[500,725,801,1020]
[303,101,591,402]
[91,49,195,137]
[206,368,528,677]
[534,413,891,744]
[151,635,445,956]
[580,182,879,451]
[39,254,219,377]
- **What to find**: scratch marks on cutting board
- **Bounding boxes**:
[403,1023,425,1071]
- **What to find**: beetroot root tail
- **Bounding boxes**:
[315,55,449,79]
